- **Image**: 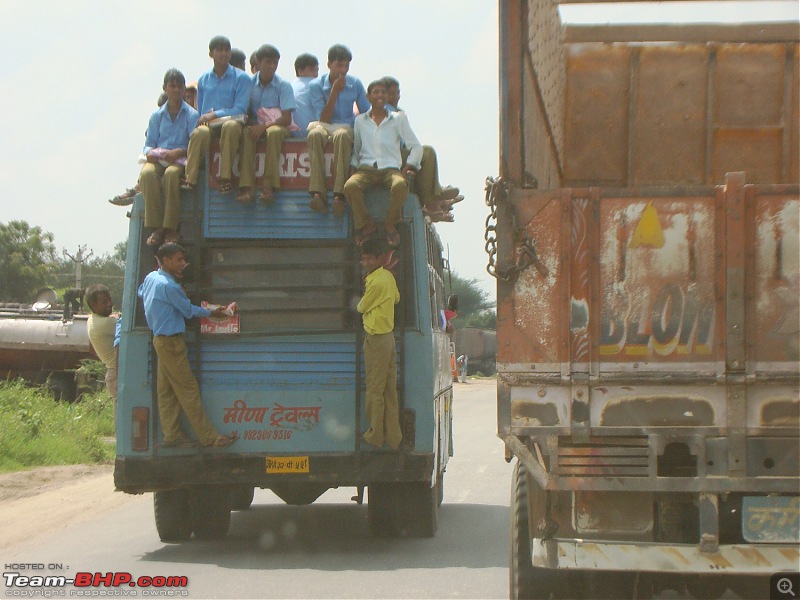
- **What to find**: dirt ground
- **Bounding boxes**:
[0,463,113,502]
[0,463,143,549]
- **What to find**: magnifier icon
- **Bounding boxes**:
[778,578,796,597]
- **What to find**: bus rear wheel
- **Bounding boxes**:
[189,486,231,540]
[153,489,192,543]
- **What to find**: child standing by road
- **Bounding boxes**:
[357,238,402,449]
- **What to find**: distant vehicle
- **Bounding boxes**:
[453,327,496,376]
[0,288,94,402]
[491,2,799,598]
[114,139,454,542]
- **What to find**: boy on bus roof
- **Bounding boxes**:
[382,76,462,222]
[344,79,422,248]
[291,53,319,137]
[230,48,247,71]
[182,35,252,194]
[140,68,197,247]
[236,44,297,204]
[306,44,370,215]
[357,237,402,450]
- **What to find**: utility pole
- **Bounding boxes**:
[63,245,93,290]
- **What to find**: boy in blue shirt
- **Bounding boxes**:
[138,243,236,448]
[307,44,370,215]
[236,44,296,204]
[140,69,197,247]
[182,35,252,194]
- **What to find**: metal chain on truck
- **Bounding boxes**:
[484,176,549,283]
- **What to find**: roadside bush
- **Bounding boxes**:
[0,379,114,473]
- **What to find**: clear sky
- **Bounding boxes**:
[1,1,796,299]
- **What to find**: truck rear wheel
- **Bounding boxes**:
[189,486,231,540]
[510,460,554,600]
[153,489,192,543]
[368,481,439,538]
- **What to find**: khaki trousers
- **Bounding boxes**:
[153,335,219,445]
[362,332,402,449]
[185,121,243,184]
[343,167,407,230]
[239,125,289,189]
[139,162,184,230]
[307,125,353,195]
[415,145,442,206]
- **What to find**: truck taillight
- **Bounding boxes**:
[132,407,149,451]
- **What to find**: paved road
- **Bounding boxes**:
[1,378,513,599]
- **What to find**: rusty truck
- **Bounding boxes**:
[489,1,799,598]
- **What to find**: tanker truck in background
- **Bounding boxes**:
[489,1,799,598]
[0,288,95,402]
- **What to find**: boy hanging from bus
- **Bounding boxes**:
[357,237,402,450]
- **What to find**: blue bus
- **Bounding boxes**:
[114,140,454,541]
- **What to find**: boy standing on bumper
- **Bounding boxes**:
[357,237,402,449]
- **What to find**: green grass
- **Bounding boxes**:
[0,379,115,473]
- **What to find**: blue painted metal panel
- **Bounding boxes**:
[193,336,356,390]
[204,189,350,239]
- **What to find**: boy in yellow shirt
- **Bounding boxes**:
[357,237,402,449]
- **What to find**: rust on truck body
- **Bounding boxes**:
[497,0,799,581]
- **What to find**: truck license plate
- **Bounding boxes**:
[742,496,800,543]
[266,456,309,474]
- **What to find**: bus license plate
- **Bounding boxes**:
[742,496,800,543]
[266,456,309,474]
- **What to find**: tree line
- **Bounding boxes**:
[0,220,125,309]
[0,219,494,327]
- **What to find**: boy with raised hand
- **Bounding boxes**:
[382,76,461,221]
[306,44,370,215]
[344,79,422,248]
[291,53,319,137]
[357,237,402,450]
[140,69,197,247]
[138,243,237,449]
[183,35,252,194]
[236,44,297,204]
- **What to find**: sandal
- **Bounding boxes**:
[309,192,328,214]
[206,434,236,448]
[219,179,233,193]
[161,435,197,448]
[260,187,275,203]
[332,195,346,217]
[385,229,401,247]
[236,187,254,203]
[354,220,377,246]
[146,230,164,246]
[179,179,195,191]
[108,188,136,206]
[439,185,460,200]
